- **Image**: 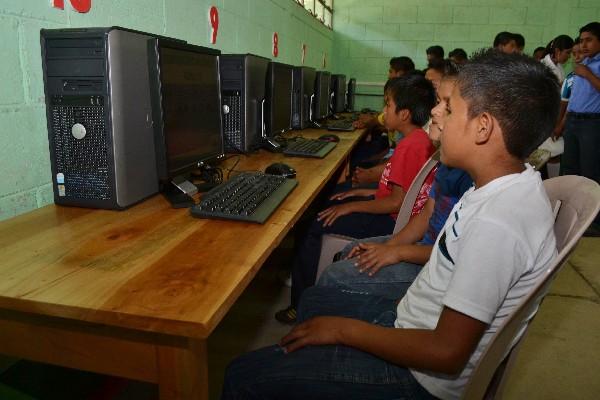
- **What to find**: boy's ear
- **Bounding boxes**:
[399,109,411,122]
[474,112,495,144]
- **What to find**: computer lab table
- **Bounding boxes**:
[0,127,364,399]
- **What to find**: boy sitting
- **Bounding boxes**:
[222,49,560,400]
[276,75,436,324]
[318,67,473,300]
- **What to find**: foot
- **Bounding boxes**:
[275,306,297,324]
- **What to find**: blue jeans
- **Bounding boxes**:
[317,236,422,300]
[221,287,437,400]
[290,191,396,308]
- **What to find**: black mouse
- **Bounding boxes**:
[318,134,340,143]
[265,163,296,178]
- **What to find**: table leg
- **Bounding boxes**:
[157,338,208,400]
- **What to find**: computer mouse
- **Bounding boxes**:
[318,134,340,143]
[265,163,296,179]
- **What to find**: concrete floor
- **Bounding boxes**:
[0,237,598,399]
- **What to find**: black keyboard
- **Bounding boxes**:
[190,172,297,223]
[283,138,336,158]
[326,120,355,132]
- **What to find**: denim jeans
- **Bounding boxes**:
[290,194,396,308]
[221,287,437,400]
[317,236,422,300]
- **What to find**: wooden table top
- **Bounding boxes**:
[0,128,362,339]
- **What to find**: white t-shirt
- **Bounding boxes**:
[541,54,565,84]
[395,165,557,400]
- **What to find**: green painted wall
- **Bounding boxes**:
[2,0,600,220]
[0,0,333,221]
[332,0,600,110]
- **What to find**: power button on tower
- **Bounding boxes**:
[71,123,87,140]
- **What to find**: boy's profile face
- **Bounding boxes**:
[382,94,401,131]
[580,31,600,58]
[573,44,584,63]
[430,78,456,143]
[425,68,443,91]
[439,85,471,168]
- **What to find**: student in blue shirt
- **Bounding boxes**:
[561,22,600,231]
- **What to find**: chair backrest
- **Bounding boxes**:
[462,175,600,400]
[392,151,440,234]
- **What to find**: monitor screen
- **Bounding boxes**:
[266,62,293,137]
[149,40,223,181]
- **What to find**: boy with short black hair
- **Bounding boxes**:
[389,56,415,77]
[561,21,600,233]
[513,32,525,53]
[493,31,518,54]
[449,48,468,64]
[426,45,445,64]
[222,49,560,400]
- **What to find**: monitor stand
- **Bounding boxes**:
[262,137,282,152]
[162,175,197,208]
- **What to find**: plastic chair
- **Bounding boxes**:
[462,175,600,400]
[315,151,440,281]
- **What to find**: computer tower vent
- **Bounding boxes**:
[50,95,111,200]
[222,90,243,151]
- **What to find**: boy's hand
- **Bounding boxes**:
[329,188,374,201]
[345,242,369,259]
[317,203,356,226]
[574,64,592,79]
[280,316,349,353]
[352,119,366,129]
[330,189,358,201]
[354,242,403,275]
[352,167,379,185]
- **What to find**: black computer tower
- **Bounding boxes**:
[314,71,331,120]
[41,27,160,210]
[347,78,356,112]
[292,66,316,129]
[220,54,270,152]
[330,74,347,114]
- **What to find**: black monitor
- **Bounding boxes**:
[313,71,331,121]
[263,61,293,150]
[330,74,347,114]
[148,38,224,206]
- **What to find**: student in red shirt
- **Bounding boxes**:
[276,75,436,324]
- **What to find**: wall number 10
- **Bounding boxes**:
[52,0,92,13]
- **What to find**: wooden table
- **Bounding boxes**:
[0,128,363,399]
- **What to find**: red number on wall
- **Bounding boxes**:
[53,0,91,13]
[273,32,279,57]
[209,6,219,44]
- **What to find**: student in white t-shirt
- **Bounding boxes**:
[221,50,560,400]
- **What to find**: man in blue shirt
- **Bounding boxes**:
[562,22,600,233]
